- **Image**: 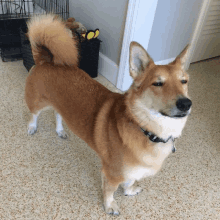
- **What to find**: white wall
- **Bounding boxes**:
[69,0,128,65]
[147,0,203,62]
[69,0,203,88]
[118,0,204,91]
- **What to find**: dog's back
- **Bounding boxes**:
[25,14,122,148]
[26,64,122,147]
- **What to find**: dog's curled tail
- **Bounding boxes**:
[27,14,78,66]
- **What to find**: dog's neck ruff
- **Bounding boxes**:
[140,127,171,143]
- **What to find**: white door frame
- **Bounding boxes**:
[116,0,211,91]
[116,0,159,91]
[185,0,211,70]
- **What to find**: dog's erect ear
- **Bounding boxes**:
[129,41,154,80]
[174,44,190,71]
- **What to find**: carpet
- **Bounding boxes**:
[0,58,219,219]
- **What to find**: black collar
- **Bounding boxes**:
[140,128,171,143]
[140,128,176,153]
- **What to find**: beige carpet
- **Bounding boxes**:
[0,57,219,220]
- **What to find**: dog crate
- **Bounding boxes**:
[0,0,69,61]
[20,23,101,78]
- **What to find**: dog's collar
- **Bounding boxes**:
[140,128,171,143]
[140,128,176,153]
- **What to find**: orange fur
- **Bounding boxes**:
[25,15,191,215]
[27,14,78,66]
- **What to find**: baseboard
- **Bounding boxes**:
[155,57,175,65]
[98,52,119,86]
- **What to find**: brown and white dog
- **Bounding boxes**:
[25,15,192,215]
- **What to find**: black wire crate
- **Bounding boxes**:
[0,0,69,20]
[0,18,26,61]
[33,0,69,20]
[0,0,35,20]
[0,19,24,47]
[0,0,69,61]
[20,22,35,70]
[1,46,23,62]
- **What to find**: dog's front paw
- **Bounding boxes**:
[28,126,37,135]
[124,186,143,196]
[56,130,68,139]
[104,200,120,216]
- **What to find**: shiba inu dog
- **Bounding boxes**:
[25,14,192,215]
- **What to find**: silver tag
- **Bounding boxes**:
[172,144,176,153]
[172,138,176,153]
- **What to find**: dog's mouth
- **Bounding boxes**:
[159,98,192,119]
[160,111,189,118]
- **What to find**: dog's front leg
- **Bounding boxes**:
[121,179,143,196]
[101,172,120,215]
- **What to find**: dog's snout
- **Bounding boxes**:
[176,98,192,111]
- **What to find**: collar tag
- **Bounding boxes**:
[172,138,176,153]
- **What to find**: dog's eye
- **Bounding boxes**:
[181,80,188,84]
[152,82,163,86]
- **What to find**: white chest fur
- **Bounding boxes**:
[125,166,157,181]
[124,139,174,181]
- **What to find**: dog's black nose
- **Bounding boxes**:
[176,98,192,111]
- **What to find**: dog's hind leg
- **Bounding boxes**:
[55,112,68,139]
[28,110,42,135]
[25,86,49,135]
[27,101,50,135]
